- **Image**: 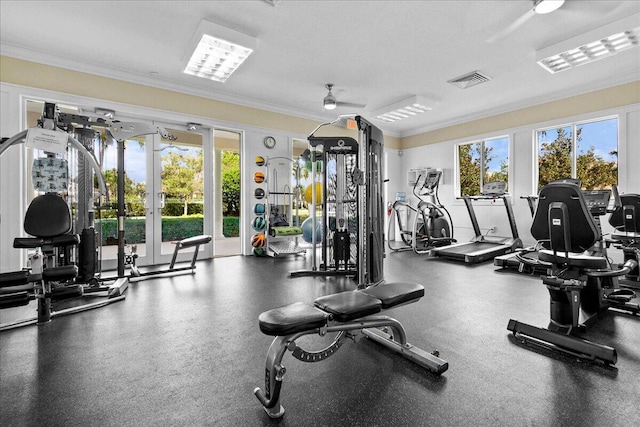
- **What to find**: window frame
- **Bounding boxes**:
[535,115,619,191]
[455,134,511,198]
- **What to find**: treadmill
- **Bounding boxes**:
[433,181,522,264]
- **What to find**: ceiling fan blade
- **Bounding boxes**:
[487,8,536,43]
[336,101,366,109]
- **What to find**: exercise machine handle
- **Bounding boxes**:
[587,259,638,278]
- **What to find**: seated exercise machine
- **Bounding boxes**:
[254,116,448,419]
[494,178,582,275]
[608,187,640,290]
[0,104,128,330]
[507,181,639,365]
[387,170,455,254]
[0,192,125,330]
[432,181,522,264]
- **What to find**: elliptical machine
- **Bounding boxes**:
[387,170,455,254]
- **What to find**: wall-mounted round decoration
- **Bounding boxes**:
[254,171,265,183]
[264,136,276,149]
[253,203,266,215]
[254,188,265,199]
[252,216,267,231]
[255,156,266,166]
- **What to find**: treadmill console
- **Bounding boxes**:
[583,189,611,216]
[481,181,507,196]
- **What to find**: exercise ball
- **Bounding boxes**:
[304,183,323,204]
[254,171,265,184]
[255,156,265,167]
[254,188,265,199]
[301,217,323,244]
[253,203,266,215]
[252,247,265,256]
[251,233,266,249]
[252,216,266,231]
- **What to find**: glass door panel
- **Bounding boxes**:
[97,135,149,270]
[151,125,207,264]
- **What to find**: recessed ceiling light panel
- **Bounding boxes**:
[182,20,256,83]
[371,96,433,123]
[536,14,640,74]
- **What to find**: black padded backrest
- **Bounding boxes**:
[609,194,640,233]
[24,193,71,238]
[531,182,599,253]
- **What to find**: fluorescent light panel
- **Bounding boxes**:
[372,96,433,123]
[536,14,639,74]
[183,20,256,83]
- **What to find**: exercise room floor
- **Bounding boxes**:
[1,251,639,426]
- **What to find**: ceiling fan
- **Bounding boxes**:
[487,0,565,43]
[323,84,365,110]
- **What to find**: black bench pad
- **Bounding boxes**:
[314,291,382,322]
[360,282,424,308]
[176,235,212,249]
[0,270,29,288]
[259,302,330,336]
[42,265,78,281]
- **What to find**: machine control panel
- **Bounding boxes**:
[583,190,611,216]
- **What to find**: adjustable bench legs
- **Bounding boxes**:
[254,316,448,419]
[253,335,290,418]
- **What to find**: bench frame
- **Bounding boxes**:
[254,295,448,419]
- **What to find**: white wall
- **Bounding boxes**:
[393,104,640,247]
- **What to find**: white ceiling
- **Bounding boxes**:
[1,0,639,137]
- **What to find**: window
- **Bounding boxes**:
[537,117,618,191]
[457,136,509,197]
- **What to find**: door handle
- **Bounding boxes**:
[159,192,166,209]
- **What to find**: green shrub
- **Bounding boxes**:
[97,215,204,245]
[223,216,239,237]
[161,216,204,240]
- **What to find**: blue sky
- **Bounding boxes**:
[537,118,618,162]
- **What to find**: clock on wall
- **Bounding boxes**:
[263,136,276,149]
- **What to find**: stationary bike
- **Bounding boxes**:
[608,186,640,290]
[508,181,639,365]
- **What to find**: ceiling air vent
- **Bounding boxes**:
[447,71,491,89]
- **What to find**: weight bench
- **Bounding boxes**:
[254,281,448,419]
[129,234,212,280]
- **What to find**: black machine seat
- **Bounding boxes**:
[609,193,640,234]
[14,234,80,249]
[24,193,72,237]
[360,282,424,308]
[13,193,78,250]
[538,249,609,270]
[531,182,600,253]
[259,302,330,336]
[314,291,382,322]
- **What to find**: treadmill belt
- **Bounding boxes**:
[435,241,512,264]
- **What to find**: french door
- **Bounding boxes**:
[99,120,212,270]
